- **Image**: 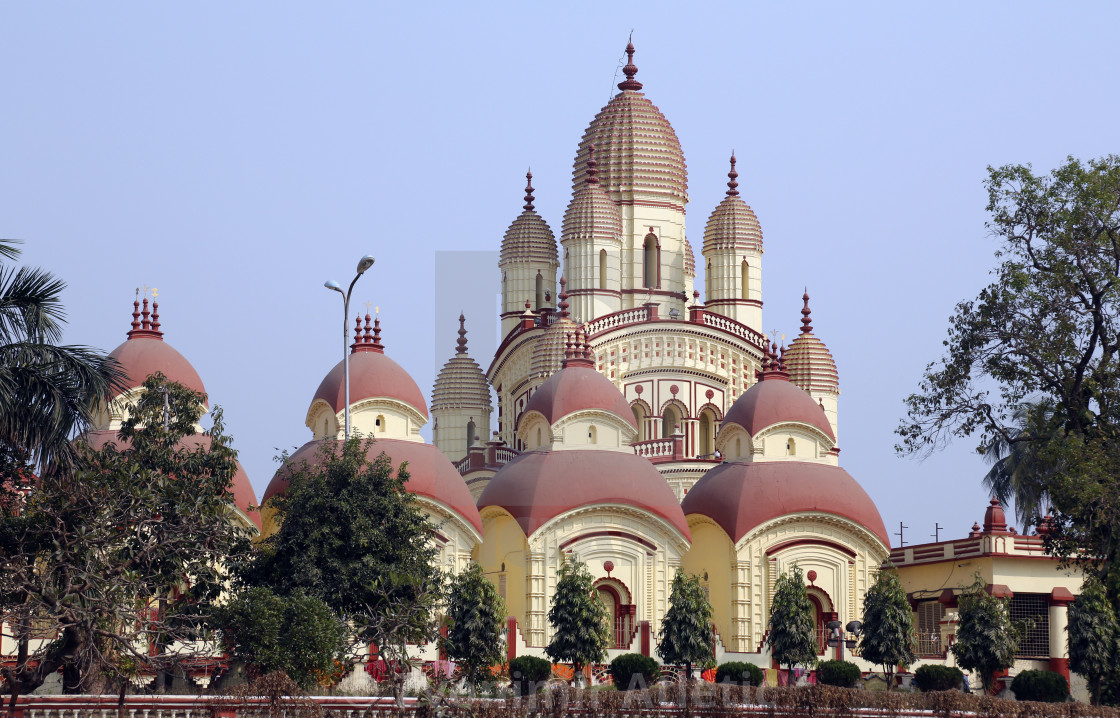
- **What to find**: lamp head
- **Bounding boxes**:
[324,280,343,292]
[356,255,375,274]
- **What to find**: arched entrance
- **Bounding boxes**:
[806,586,835,656]
[594,577,636,649]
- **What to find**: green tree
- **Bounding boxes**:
[951,575,1019,693]
[214,587,348,690]
[766,565,818,685]
[1067,575,1119,704]
[441,563,506,692]
[896,156,1120,585]
[657,571,714,681]
[858,566,915,689]
[546,560,610,686]
[0,238,125,472]
[0,375,252,709]
[242,437,442,705]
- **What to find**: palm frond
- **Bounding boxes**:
[0,342,127,471]
[0,264,67,344]
[0,239,21,261]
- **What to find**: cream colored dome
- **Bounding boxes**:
[684,235,696,277]
[571,43,687,211]
[530,279,579,380]
[784,293,839,394]
[702,155,763,255]
[562,145,623,243]
[500,171,558,266]
[432,315,493,413]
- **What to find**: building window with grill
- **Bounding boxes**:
[915,600,944,656]
[1009,593,1050,658]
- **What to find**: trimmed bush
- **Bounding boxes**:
[817,660,861,688]
[715,661,765,686]
[508,655,552,696]
[1010,669,1068,703]
[609,653,660,690]
[914,664,964,692]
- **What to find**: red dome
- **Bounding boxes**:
[723,376,835,441]
[681,461,888,547]
[477,450,690,539]
[312,351,428,419]
[82,430,260,530]
[109,337,206,399]
[522,365,637,430]
[262,438,482,534]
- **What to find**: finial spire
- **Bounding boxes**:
[370,316,384,353]
[350,316,364,352]
[456,313,468,354]
[126,291,165,340]
[586,144,598,186]
[558,276,570,318]
[800,290,813,334]
[523,170,535,211]
[726,153,739,197]
[617,39,643,91]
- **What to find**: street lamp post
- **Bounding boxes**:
[325,254,375,440]
[827,619,862,661]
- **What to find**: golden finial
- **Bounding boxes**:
[365,300,373,314]
[151,287,159,298]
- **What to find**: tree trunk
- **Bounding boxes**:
[6,684,21,718]
[116,681,127,718]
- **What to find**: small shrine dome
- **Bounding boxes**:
[108,297,206,400]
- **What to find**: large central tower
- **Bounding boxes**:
[565,44,693,322]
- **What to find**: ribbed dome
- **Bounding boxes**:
[682,461,888,547]
[500,171,558,266]
[702,197,763,254]
[703,154,763,255]
[684,236,696,277]
[530,279,578,380]
[563,144,623,244]
[529,315,578,380]
[478,450,689,539]
[432,315,492,412]
[311,317,428,419]
[108,299,206,401]
[784,293,839,394]
[572,46,687,211]
[523,364,636,431]
[723,372,835,441]
[561,182,623,243]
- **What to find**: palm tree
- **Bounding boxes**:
[0,239,125,474]
[981,399,1058,529]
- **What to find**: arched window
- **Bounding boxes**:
[736,438,742,458]
[742,260,750,300]
[323,417,329,437]
[643,232,660,289]
[588,425,598,444]
[632,403,647,442]
[698,409,716,457]
[786,437,796,456]
[467,419,476,448]
[662,405,679,438]
[376,414,386,433]
[599,249,608,290]
[536,427,542,448]
[535,271,544,310]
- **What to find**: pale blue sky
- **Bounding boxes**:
[4,2,1117,546]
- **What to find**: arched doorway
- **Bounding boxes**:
[594,578,635,649]
[806,587,835,656]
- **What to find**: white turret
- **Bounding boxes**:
[499,171,558,337]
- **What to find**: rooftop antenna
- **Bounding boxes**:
[932,522,943,543]
[896,521,909,547]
